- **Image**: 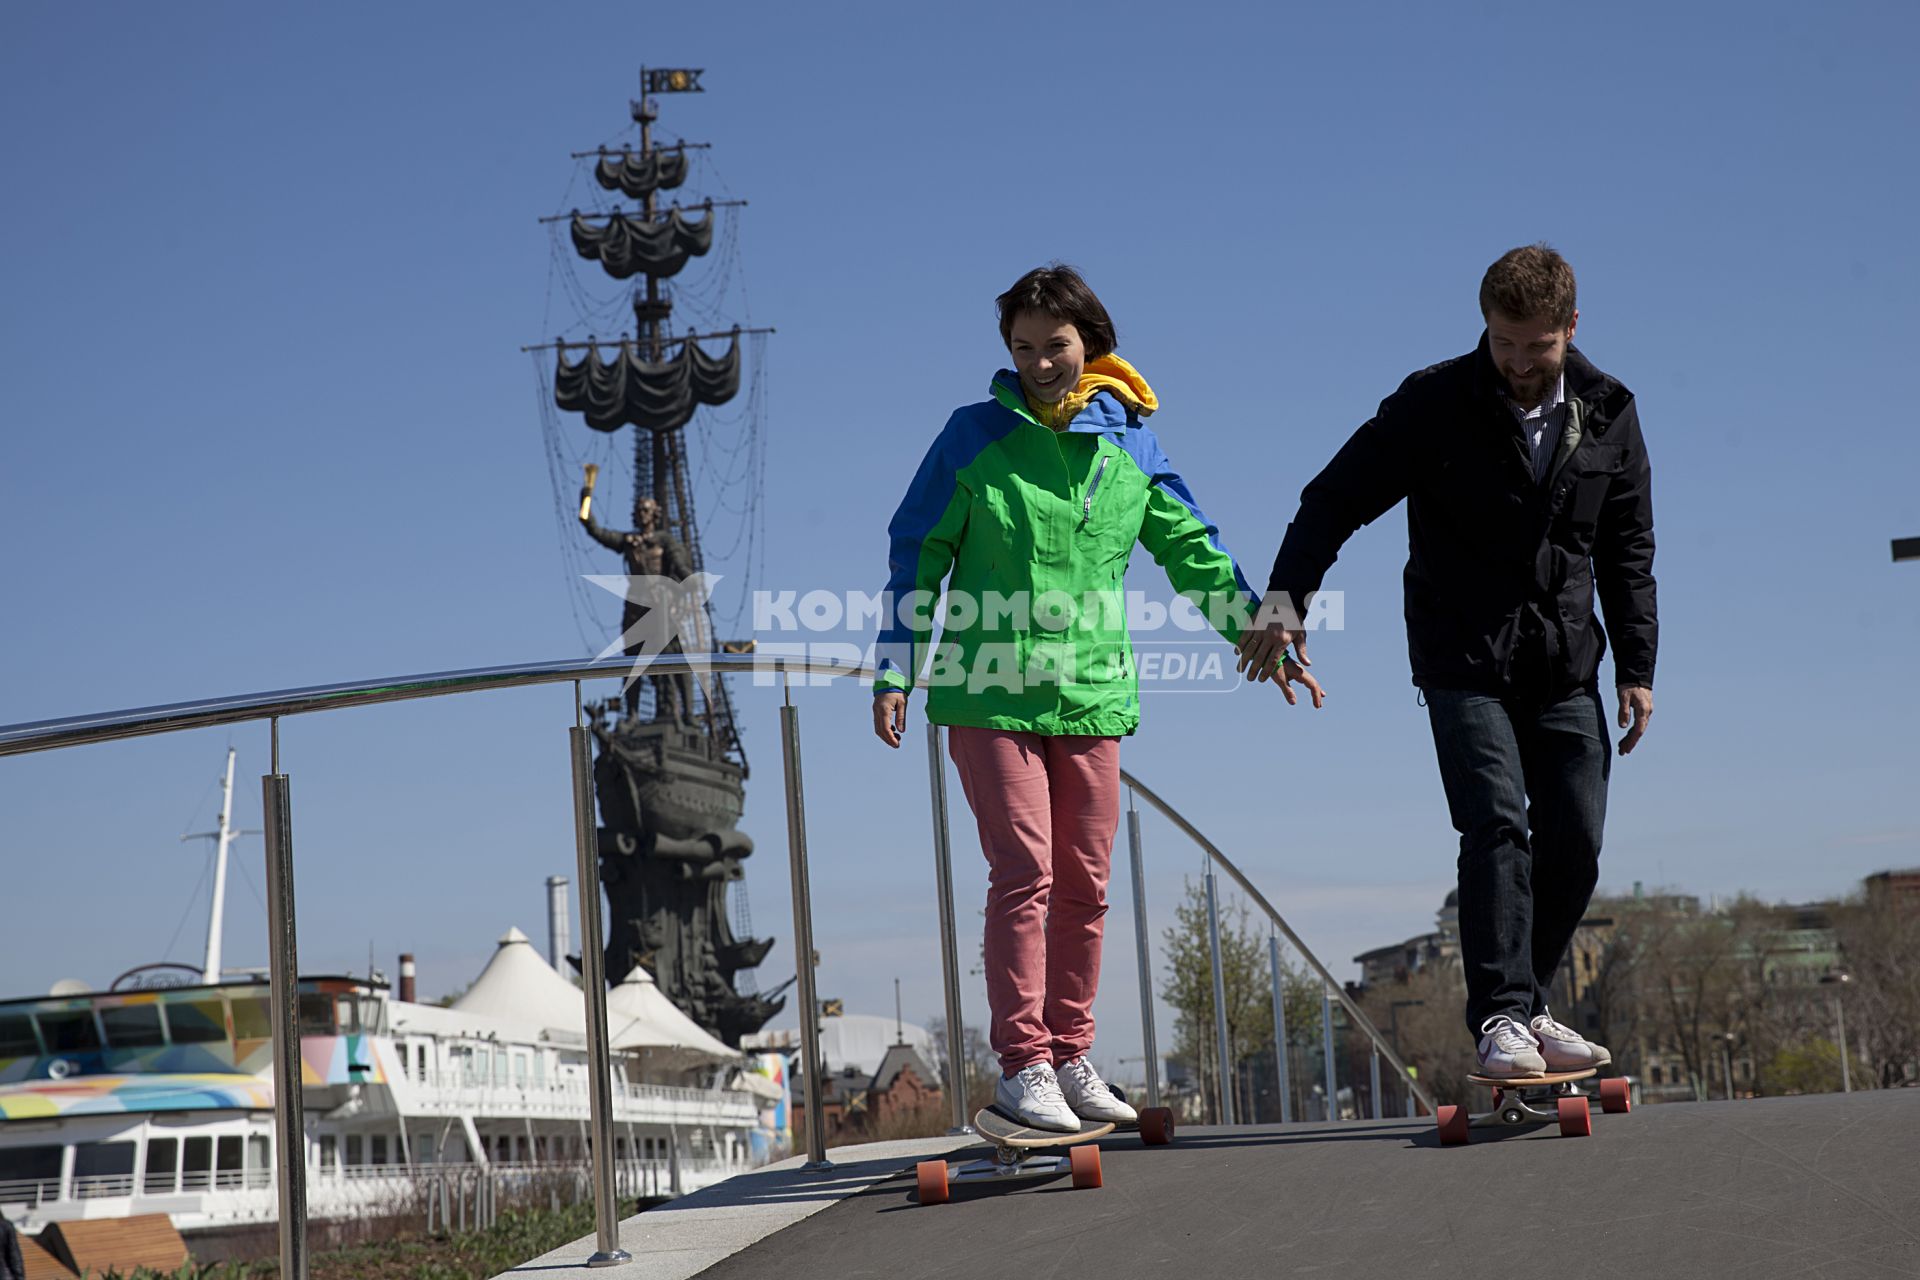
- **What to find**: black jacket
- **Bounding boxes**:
[1267,335,1657,698]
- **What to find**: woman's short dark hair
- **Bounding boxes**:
[995,264,1117,359]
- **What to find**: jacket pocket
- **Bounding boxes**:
[1566,445,1625,527]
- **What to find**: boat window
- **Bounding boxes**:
[0,1014,40,1058]
[167,1000,228,1044]
[493,1049,509,1087]
[0,1145,63,1201]
[358,997,386,1035]
[317,1135,337,1172]
[346,1135,363,1167]
[513,1052,529,1087]
[73,1141,136,1198]
[143,1137,179,1195]
[298,994,335,1036]
[36,1009,102,1054]
[248,1135,270,1186]
[532,1053,545,1086]
[216,1135,244,1188]
[101,1003,167,1049]
[182,1136,214,1192]
[229,997,272,1043]
[371,1136,388,1165]
[335,997,360,1035]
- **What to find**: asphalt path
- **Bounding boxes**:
[695,1089,1920,1279]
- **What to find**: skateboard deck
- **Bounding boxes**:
[972,1106,1114,1148]
[1437,1068,1631,1145]
[914,1107,1112,1206]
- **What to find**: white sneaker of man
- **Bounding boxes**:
[1476,1014,1548,1078]
[994,1062,1079,1132]
[1057,1055,1138,1124]
[1529,1008,1613,1070]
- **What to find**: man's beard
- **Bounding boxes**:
[1501,356,1563,410]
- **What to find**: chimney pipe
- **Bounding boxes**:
[398,953,416,1004]
[547,876,571,970]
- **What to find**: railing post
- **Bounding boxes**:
[1321,986,1339,1122]
[1203,870,1234,1126]
[924,722,972,1135]
[1127,795,1162,1111]
[1268,931,1291,1124]
[568,702,631,1269]
[780,693,834,1170]
[260,719,308,1280]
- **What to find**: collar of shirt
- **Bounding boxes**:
[1506,372,1566,481]
[1505,371,1565,421]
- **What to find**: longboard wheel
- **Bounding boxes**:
[1557,1095,1591,1138]
[916,1159,950,1205]
[1139,1107,1175,1146]
[1069,1142,1103,1189]
[1436,1104,1469,1146]
[1598,1077,1631,1114]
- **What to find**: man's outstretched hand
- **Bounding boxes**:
[1617,685,1653,755]
[1235,597,1324,708]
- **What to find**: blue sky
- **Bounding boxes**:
[2,2,1916,1082]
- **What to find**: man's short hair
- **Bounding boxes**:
[995,264,1117,360]
[1480,244,1577,329]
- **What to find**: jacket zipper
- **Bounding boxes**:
[1078,455,1110,529]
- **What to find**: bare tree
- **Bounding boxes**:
[1832,893,1920,1089]
[926,1015,998,1117]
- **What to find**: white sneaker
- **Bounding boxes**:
[1476,1015,1547,1078]
[994,1062,1079,1132]
[1530,1008,1612,1070]
[1057,1055,1138,1124]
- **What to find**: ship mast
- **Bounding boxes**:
[180,748,255,982]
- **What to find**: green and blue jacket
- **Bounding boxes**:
[874,370,1256,735]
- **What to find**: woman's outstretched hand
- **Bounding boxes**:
[873,690,908,747]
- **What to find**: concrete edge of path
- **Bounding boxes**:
[491,1134,977,1279]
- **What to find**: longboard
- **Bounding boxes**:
[1436,1067,1632,1145]
[914,1107,1113,1206]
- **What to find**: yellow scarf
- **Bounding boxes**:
[1026,354,1158,428]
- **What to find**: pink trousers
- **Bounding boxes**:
[947,726,1122,1075]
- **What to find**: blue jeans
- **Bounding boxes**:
[1424,683,1611,1037]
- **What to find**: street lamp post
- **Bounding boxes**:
[1719,1032,1738,1101]
[1820,971,1852,1093]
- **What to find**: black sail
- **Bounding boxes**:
[570,208,714,281]
[593,145,690,200]
[554,333,741,433]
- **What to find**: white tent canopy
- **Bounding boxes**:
[606,965,739,1069]
[451,927,586,1035]
[449,927,739,1071]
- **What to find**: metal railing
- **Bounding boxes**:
[0,650,1433,1276]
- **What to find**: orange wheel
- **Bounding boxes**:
[1598,1078,1631,1114]
[1557,1095,1591,1138]
[1069,1142,1103,1189]
[1436,1104,1469,1146]
[1140,1107,1175,1146]
[916,1159,950,1205]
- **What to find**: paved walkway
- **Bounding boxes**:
[505,1090,1920,1279]
[494,1135,975,1280]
